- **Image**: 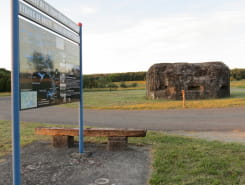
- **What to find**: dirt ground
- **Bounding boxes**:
[0,141,151,185]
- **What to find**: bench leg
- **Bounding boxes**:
[53,136,74,148]
[107,137,128,151]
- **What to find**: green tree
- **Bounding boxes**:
[0,68,11,92]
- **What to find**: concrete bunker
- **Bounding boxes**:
[146,62,230,100]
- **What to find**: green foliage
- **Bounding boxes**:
[120,82,127,88]
[230,68,245,80]
[83,76,110,88]
[0,68,11,92]
[107,83,118,89]
[108,71,146,82]
[83,72,146,88]
[129,82,138,87]
[119,82,138,88]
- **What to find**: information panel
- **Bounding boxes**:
[19,18,80,110]
[12,1,83,183]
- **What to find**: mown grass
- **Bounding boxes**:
[0,120,244,184]
[130,132,245,185]
[62,88,245,110]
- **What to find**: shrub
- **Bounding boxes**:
[130,83,138,87]
[108,83,118,88]
[120,82,127,88]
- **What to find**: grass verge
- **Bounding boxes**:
[0,120,244,184]
[130,132,245,185]
[230,80,245,88]
[0,120,75,158]
[0,92,11,97]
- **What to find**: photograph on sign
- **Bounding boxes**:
[19,18,80,110]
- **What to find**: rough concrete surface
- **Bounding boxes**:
[146,62,230,100]
[0,142,151,185]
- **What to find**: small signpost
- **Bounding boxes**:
[181,90,185,108]
[12,0,83,184]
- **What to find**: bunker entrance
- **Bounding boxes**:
[188,86,201,91]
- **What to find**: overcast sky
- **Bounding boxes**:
[0,0,245,74]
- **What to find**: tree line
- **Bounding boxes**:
[230,69,245,81]
[83,72,146,88]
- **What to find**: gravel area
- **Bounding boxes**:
[0,141,151,185]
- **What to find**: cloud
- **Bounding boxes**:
[1,0,245,73]
[0,1,11,70]
[83,3,245,73]
[79,6,97,15]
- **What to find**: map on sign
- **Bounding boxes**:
[19,0,80,110]
[21,91,37,109]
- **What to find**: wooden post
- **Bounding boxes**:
[53,136,74,148]
[107,137,128,151]
[181,90,185,108]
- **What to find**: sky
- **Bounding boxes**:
[0,0,245,74]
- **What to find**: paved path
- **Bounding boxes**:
[1,96,245,132]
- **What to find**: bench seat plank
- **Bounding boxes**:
[35,127,147,137]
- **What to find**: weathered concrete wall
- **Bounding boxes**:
[146,62,230,100]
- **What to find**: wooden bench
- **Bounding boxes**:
[35,127,147,150]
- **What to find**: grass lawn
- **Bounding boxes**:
[60,80,245,110]
[61,88,245,110]
[0,120,244,184]
[131,132,245,185]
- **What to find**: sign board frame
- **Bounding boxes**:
[11,0,83,184]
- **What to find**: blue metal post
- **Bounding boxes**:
[78,23,84,153]
[12,0,21,184]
